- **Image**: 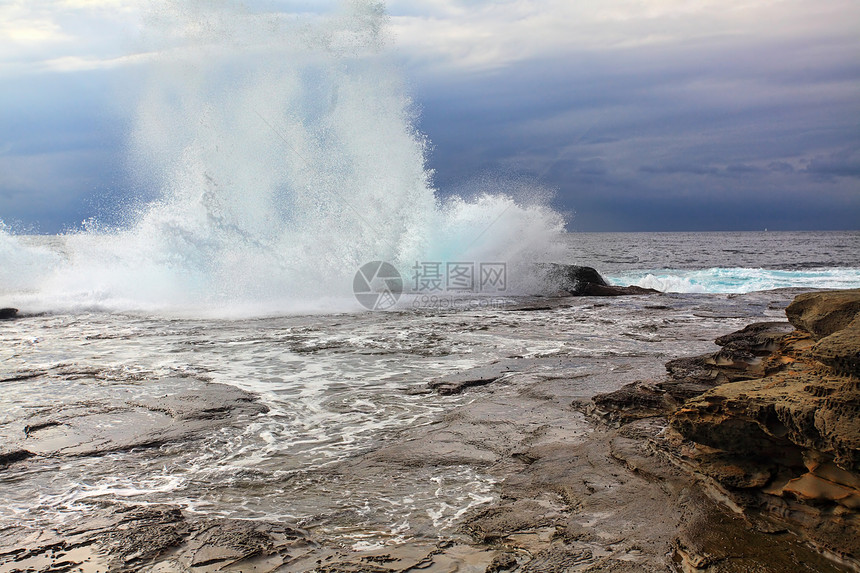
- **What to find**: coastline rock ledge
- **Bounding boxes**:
[596,289,860,569]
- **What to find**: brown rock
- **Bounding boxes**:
[785,289,860,339]
[781,473,860,509]
[812,314,860,376]
[591,321,796,422]
[665,289,860,563]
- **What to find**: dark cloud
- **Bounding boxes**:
[639,164,723,177]
[415,32,860,231]
[768,161,795,174]
[802,149,860,180]
[1,3,858,233]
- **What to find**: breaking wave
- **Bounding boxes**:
[0,1,565,316]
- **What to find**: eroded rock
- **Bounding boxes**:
[813,314,860,376]
[665,290,860,564]
[589,289,860,567]
[785,289,860,339]
[590,321,796,422]
[0,503,312,573]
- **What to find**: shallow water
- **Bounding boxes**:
[0,286,798,548]
[2,231,859,549]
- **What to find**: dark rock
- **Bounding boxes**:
[0,307,18,320]
[486,552,519,572]
[0,448,33,469]
[664,354,720,383]
[714,321,795,353]
[428,374,500,395]
[428,360,525,395]
[428,369,504,395]
[674,501,848,573]
[579,283,660,296]
[592,382,671,421]
[540,263,608,290]
[535,263,659,297]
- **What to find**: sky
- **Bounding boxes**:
[0,0,858,233]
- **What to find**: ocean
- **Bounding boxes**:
[2,230,859,558]
[1,2,859,567]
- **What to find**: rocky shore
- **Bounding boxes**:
[591,288,860,571]
[1,288,857,572]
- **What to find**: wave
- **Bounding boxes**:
[0,2,565,316]
[608,267,860,294]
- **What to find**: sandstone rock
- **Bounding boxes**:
[671,368,859,473]
[591,321,795,422]
[591,289,860,566]
[785,289,860,339]
[781,473,860,509]
[663,289,860,564]
[812,314,860,377]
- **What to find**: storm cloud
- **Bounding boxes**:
[0,0,857,232]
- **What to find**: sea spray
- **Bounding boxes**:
[1,1,566,315]
[0,224,63,294]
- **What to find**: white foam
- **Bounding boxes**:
[609,267,860,294]
[0,2,565,317]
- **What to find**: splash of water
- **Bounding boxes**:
[0,1,565,315]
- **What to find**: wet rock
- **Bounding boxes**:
[4,380,268,460]
[537,263,609,292]
[0,502,313,573]
[101,505,189,566]
[428,362,518,395]
[579,282,662,296]
[0,307,17,319]
[536,263,660,296]
[674,502,848,573]
[0,447,33,469]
